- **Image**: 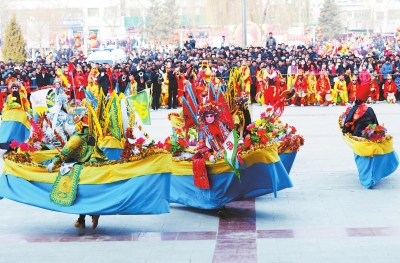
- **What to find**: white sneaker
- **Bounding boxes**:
[320,104,324,107]
[301,104,304,107]
[290,104,295,107]
[376,101,380,104]
[329,104,333,107]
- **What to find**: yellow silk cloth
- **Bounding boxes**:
[171,144,280,176]
[1,109,31,129]
[32,106,49,116]
[3,153,171,185]
[31,149,59,163]
[341,133,394,157]
[98,136,124,149]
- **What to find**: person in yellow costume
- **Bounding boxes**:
[197,62,211,103]
[241,61,251,95]
[333,74,348,105]
[86,67,99,98]
[256,63,267,105]
[287,72,297,90]
[306,71,317,106]
[161,65,169,107]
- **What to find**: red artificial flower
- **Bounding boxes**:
[291,126,297,133]
[244,134,252,149]
[269,118,275,123]
[156,141,164,148]
[29,146,35,153]
[136,137,146,144]
[20,142,29,152]
[260,135,268,144]
[165,143,172,151]
[10,140,19,148]
[260,112,267,119]
[257,129,266,136]
[178,138,188,148]
[246,123,255,131]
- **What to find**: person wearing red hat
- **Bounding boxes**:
[383,74,397,104]
[348,76,360,103]
[291,69,308,107]
[369,75,380,103]
[316,71,332,106]
[342,83,379,136]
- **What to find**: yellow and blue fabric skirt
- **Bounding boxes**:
[98,136,124,161]
[342,133,399,188]
[0,109,31,144]
[279,150,298,174]
[0,153,171,215]
[170,145,293,209]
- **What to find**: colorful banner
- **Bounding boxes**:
[127,90,151,125]
[223,130,240,179]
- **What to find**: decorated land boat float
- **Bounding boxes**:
[167,68,303,215]
[339,106,399,189]
[0,64,303,219]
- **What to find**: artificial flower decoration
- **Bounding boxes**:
[241,109,304,153]
[361,124,387,141]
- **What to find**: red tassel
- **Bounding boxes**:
[193,158,210,189]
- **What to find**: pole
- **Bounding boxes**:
[242,0,247,47]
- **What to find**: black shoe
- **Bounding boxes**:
[167,107,171,109]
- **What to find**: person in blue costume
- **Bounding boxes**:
[0,81,31,150]
[342,83,379,136]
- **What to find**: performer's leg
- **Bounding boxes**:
[91,215,100,230]
[74,214,86,228]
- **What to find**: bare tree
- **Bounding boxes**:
[21,8,66,56]
[103,4,121,37]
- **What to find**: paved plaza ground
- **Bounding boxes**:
[1,103,400,263]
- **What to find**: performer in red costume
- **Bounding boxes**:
[316,71,332,106]
[347,76,359,103]
[291,69,308,107]
[369,75,380,103]
[176,69,185,106]
[275,77,287,104]
[73,65,87,101]
[264,65,277,106]
[383,74,397,104]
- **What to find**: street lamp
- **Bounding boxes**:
[242,0,247,47]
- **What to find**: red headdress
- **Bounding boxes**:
[356,83,371,102]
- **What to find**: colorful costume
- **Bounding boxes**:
[316,71,332,106]
[306,73,317,106]
[0,82,31,145]
[383,75,397,104]
[369,77,380,103]
[347,77,359,103]
[291,71,308,106]
[333,77,348,105]
[340,84,399,188]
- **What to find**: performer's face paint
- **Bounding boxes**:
[205,114,214,124]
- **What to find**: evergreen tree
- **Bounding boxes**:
[2,13,25,63]
[318,0,342,40]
